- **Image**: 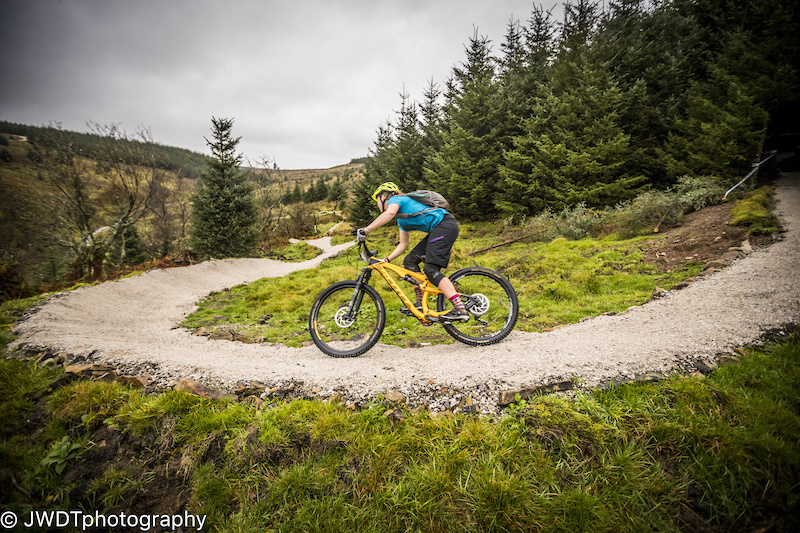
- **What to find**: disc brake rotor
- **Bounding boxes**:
[334,307,355,328]
[467,293,490,316]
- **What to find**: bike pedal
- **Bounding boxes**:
[400,305,424,317]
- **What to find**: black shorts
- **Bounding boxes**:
[410,214,459,268]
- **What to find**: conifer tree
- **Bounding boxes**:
[426,31,504,220]
[498,65,645,218]
[189,117,258,259]
[659,65,768,182]
[350,122,396,225]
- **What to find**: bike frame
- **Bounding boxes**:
[351,242,450,322]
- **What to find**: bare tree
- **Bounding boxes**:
[34,123,168,280]
[248,155,290,251]
[88,122,168,267]
[35,124,104,280]
[145,175,192,257]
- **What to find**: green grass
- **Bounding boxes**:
[0,294,45,349]
[730,186,783,236]
[265,240,322,262]
[183,224,701,347]
[2,333,799,531]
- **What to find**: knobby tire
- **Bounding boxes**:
[437,267,518,346]
[309,280,386,358]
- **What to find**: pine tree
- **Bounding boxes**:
[497,65,646,218]
[659,65,768,182]
[350,122,396,226]
[189,117,258,259]
[426,30,505,221]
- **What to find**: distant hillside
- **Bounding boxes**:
[0,120,365,181]
[0,121,208,179]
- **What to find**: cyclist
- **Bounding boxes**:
[357,182,468,322]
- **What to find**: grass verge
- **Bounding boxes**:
[1,329,798,531]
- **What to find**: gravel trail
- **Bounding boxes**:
[10,174,800,409]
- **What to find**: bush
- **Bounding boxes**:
[603,190,684,238]
[510,204,605,242]
[673,175,726,212]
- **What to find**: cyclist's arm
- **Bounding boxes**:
[364,201,400,234]
[386,230,410,262]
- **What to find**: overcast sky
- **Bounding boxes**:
[1,0,563,169]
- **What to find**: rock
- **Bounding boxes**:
[209,328,235,341]
[326,393,343,404]
[704,260,727,270]
[720,250,744,262]
[64,363,117,379]
[693,359,717,374]
[174,378,234,400]
[498,381,574,406]
[235,382,267,398]
[242,395,264,408]
[95,371,118,382]
[192,327,211,337]
[728,240,753,253]
[384,391,406,404]
[717,354,741,366]
[383,409,406,422]
[116,375,151,388]
[64,363,92,376]
[636,372,665,383]
[652,286,668,298]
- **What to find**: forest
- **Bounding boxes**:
[350,0,799,224]
[1,0,798,299]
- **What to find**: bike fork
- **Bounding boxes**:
[345,268,373,320]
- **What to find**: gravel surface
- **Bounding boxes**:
[10,174,800,413]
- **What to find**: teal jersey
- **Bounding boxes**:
[388,195,447,232]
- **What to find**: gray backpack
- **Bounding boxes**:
[395,190,450,219]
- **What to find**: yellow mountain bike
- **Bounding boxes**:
[309,235,519,357]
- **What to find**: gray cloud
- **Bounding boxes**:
[1,0,561,168]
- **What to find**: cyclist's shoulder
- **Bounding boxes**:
[388,194,425,210]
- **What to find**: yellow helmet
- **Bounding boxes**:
[371,182,400,202]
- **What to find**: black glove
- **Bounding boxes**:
[356,228,368,242]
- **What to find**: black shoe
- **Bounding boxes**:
[440,308,470,322]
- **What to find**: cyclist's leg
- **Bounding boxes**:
[403,236,428,273]
[423,216,467,321]
[404,237,429,308]
[422,214,458,286]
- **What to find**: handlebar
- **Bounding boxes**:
[350,227,379,264]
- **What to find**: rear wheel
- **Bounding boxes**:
[437,267,518,346]
[309,280,386,357]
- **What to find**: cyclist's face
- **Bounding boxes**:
[377,193,387,212]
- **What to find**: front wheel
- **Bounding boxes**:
[437,267,518,346]
[309,280,386,357]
